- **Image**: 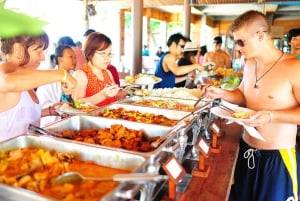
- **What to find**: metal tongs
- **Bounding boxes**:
[28,124,67,138]
[51,172,168,186]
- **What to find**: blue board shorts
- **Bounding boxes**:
[229,138,300,201]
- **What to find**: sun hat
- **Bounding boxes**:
[183,42,199,52]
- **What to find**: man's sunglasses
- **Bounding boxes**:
[233,31,267,47]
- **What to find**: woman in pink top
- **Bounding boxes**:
[0,32,77,142]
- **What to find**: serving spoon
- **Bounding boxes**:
[51,172,168,186]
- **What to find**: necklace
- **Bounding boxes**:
[254,52,284,88]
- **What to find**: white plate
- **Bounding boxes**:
[126,77,162,86]
[211,105,266,141]
[210,105,255,122]
[197,71,216,77]
[55,103,97,115]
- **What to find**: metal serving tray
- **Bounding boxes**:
[118,95,210,113]
[43,115,176,157]
[0,134,147,201]
[90,103,195,122]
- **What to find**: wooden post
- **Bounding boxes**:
[210,121,222,153]
[192,138,211,178]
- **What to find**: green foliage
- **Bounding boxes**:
[0,2,48,38]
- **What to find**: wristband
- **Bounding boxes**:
[62,69,67,83]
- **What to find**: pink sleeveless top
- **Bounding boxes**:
[0,91,41,142]
[81,64,117,107]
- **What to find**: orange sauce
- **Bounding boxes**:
[0,148,130,201]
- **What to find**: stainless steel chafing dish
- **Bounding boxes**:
[42,115,178,157]
[0,134,148,201]
[90,103,196,122]
[118,95,210,113]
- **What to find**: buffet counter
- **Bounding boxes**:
[153,121,243,201]
[183,122,243,201]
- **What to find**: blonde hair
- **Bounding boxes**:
[229,10,270,38]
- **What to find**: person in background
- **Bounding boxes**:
[204,36,231,70]
[36,45,77,127]
[231,50,245,73]
[156,46,164,58]
[205,10,300,201]
[198,45,207,64]
[72,32,127,107]
[83,29,120,86]
[176,41,199,88]
[76,41,82,49]
[57,36,86,70]
[142,45,150,56]
[0,32,77,142]
[83,29,96,41]
[287,28,300,59]
[154,33,214,89]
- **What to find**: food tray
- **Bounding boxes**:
[43,115,176,157]
[90,103,196,123]
[0,134,147,201]
[118,95,210,113]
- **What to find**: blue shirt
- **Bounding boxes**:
[154,52,175,88]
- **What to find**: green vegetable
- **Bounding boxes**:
[221,75,240,90]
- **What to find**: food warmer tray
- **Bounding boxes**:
[43,115,177,157]
[90,103,196,123]
[0,134,147,201]
[118,95,210,113]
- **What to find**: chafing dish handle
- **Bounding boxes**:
[151,120,186,148]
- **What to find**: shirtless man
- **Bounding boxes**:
[205,10,300,201]
[203,36,231,70]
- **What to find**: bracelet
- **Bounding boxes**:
[61,69,67,83]
[48,106,52,115]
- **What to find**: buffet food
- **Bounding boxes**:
[44,116,174,155]
[0,135,147,201]
[124,73,161,85]
[132,99,195,111]
[58,124,159,152]
[56,102,98,114]
[231,111,251,119]
[134,88,201,100]
[97,107,178,126]
[0,147,129,201]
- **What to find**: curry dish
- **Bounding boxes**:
[59,124,159,152]
[97,107,178,126]
[0,147,129,201]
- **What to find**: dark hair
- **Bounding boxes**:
[183,50,198,59]
[54,45,73,65]
[84,32,112,61]
[200,45,207,56]
[166,33,187,47]
[229,10,269,38]
[83,29,96,37]
[57,36,76,47]
[0,32,49,66]
[287,28,300,43]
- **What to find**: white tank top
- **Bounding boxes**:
[0,91,41,142]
